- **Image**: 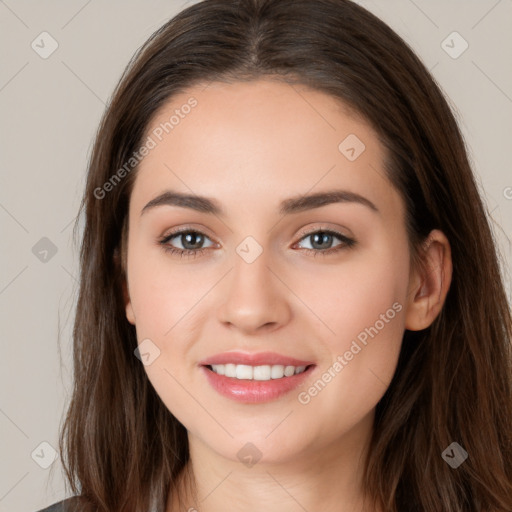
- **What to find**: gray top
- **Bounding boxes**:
[36,497,159,512]
[36,497,80,512]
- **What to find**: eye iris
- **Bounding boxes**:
[182,232,204,250]
[311,232,332,250]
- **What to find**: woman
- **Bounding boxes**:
[39,0,512,510]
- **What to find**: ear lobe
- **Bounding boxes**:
[122,277,136,325]
[114,246,136,325]
[125,296,136,325]
[405,229,452,331]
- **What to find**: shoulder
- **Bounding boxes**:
[36,496,81,512]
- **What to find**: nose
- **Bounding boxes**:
[216,248,292,334]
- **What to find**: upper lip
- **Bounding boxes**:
[199,351,315,367]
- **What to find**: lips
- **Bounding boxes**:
[199,351,316,403]
[199,351,314,367]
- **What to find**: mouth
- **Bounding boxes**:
[204,363,312,380]
[199,352,316,403]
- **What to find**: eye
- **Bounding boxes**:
[158,227,356,259]
[294,229,356,256]
[159,229,216,258]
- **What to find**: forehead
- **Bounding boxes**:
[144,78,374,160]
[131,79,400,219]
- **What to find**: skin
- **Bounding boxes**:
[122,79,452,512]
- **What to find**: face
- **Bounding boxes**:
[123,79,415,465]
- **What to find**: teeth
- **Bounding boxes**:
[225,363,236,377]
[284,365,295,377]
[236,364,253,380]
[210,364,308,380]
[253,365,271,380]
[212,364,226,376]
[271,365,284,379]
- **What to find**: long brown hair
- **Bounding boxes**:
[58,1,512,510]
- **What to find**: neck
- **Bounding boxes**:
[167,411,380,512]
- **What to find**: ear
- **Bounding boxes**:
[123,279,136,326]
[404,229,452,331]
[114,246,136,325]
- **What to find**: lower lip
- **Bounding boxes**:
[201,365,314,403]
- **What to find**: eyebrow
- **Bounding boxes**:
[140,189,379,217]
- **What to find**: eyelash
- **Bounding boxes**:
[158,227,356,259]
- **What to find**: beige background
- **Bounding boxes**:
[1,1,511,510]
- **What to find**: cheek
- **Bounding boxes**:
[126,245,210,428]
[295,248,408,429]
[324,260,406,351]
[126,238,207,339]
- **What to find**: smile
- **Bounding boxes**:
[207,363,308,380]
[199,351,316,403]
